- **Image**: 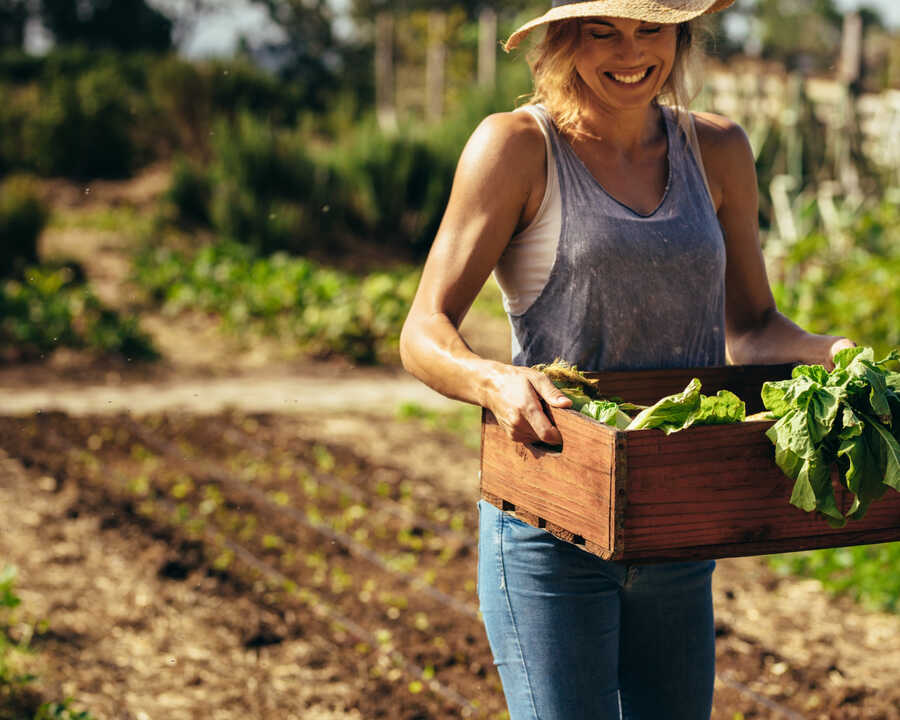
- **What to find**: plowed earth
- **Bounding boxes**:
[2,405,900,719]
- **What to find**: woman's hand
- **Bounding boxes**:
[484,365,572,445]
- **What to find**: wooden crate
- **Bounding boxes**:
[480,364,900,562]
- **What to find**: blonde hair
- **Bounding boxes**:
[525,18,705,138]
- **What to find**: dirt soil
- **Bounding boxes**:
[2,168,900,719]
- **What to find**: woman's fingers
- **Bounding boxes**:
[494,370,569,445]
[531,372,573,408]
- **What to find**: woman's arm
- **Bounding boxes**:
[399,111,572,444]
[694,113,855,370]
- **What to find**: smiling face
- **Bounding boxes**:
[573,17,679,113]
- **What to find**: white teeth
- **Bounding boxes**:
[610,69,649,84]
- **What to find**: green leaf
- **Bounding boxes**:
[580,400,631,429]
[767,408,816,460]
[864,415,900,492]
[838,424,888,520]
[775,444,812,509]
[803,450,844,525]
[693,390,746,425]
[843,352,893,423]
[626,378,702,434]
[792,364,830,384]
[833,345,868,370]
[838,405,864,441]
[780,445,842,523]
[805,386,845,445]
[887,373,900,394]
[761,379,794,418]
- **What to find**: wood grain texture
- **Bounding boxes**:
[480,406,618,556]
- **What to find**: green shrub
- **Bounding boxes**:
[0,175,47,279]
[324,120,454,253]
[0,265,158,362]
[146,56,211,153]
[165,156,212,227]
[0,50,160,178]
[0,49,45,84]
[24,64,148,178]
[132,240,417,364]
[207,113,345,256]
[206,58,304,123]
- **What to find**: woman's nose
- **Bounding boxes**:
[615,35,644,61]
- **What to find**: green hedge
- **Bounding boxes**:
[0,49,310,180]
[163,67,531,259]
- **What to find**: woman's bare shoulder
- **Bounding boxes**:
[461,109,546,177]
[690,111,753,162]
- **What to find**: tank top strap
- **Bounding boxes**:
[663,106,716,215]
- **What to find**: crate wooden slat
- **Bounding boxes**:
[479,363,900,562]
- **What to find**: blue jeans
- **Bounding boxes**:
[477,500,716,720]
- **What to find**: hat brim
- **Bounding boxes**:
[504,0,734,51]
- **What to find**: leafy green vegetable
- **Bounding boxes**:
[580,400,632,430]
[694,390,748,426]
[627,379,702,433]
[543,363,746,432]
[626,379,746,434]
[762,347,900,526]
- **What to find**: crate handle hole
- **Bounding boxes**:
[530,441,563,454]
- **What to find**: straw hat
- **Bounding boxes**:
[504,0,734,50]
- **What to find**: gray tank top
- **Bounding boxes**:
[509,104,726,372]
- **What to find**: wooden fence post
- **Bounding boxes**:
[839,12,863,87]
[478,8,497,91]
[836,12,863,198]
[785,74,803,187]
[426,11,447,122]
[375,11,396,132]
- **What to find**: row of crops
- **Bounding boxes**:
[0,411,505,718]
[5,409,884,719]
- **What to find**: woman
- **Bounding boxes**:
[399,1,854,717]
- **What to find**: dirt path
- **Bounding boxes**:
[0,365,456,417]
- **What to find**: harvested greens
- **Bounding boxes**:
[536,351,900,525]
[626,379,745,434]
[534,360,745,433]
[761,347,900,527]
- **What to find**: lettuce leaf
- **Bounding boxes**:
[625,380,746,434]
[580,400,632,429]
[761,346,900,524]
[626,378,702,434]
